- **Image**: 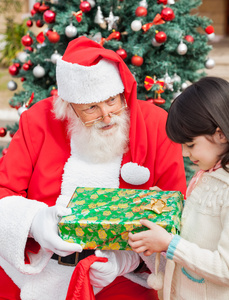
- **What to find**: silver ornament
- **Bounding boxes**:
[17,51,28,63]
[94,6,105,25]
[87,0,96,8]
[105,9,119,31]
[33,65,45,78]
[205,58,215,69]
[139,0,148,8]
[164,72,173,91]
[7,80,18,91]
[167,0,175,4]
[51,51,62,64]
[151,38,162,47]
[131,20,142,32]
[207,32,215,41]
[172,73,181,83]
[65,23,77,38]
[181,82,188,90]
[177,41,188,55]
[18,105,28,116]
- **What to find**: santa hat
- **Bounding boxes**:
[56,37,150,186]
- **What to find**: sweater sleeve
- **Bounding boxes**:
[166,204,229,286]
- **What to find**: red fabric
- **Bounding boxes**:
[66,255,108,300]
[24,238,41,264]
[0,267,21,300]
[96,276,159,300]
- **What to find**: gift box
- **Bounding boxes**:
[58,187,183,250]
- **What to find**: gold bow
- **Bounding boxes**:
[143,199,172,214]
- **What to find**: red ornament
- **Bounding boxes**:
[135,6,147,17]
[14,63,21,69]
[21,77,26,82]
[184,35,194,43]
[79,1,91,12]
[10,132,15,138]
[0,128,7,137]
[205,25,214,34]
[116,48,127,60]
[161,7,175,21]
[26,20,33,27]
[2,148,8,156]
[43,10,56,23]
[25,46,33,52]
[30,9,36,16]
[157,0,167,4]
[36,20,44,27]
[22,63,30,71]
[33,2,41,12]
[147,95,165,105]
[131,55,143,67]
[155,31,167,43]
[45,29,53,36]
[21,34,33,47]
[27,60,33,66]
[39,3,50,12]
[50,88,58,96]
[9,65,19,76]
[48,31,60,43]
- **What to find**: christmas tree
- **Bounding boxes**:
[2,0,215,181]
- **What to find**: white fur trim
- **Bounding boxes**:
[0,196,50,274]
[56,58,124,104]
[147,272,164,290]
[0,257,74,300]
[121,162,150,185]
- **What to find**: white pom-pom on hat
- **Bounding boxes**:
[121,162,150,185]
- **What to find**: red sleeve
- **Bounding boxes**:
[0,112,34,199]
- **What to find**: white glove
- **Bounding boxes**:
[29,205,82,256]
[89,250,140,288]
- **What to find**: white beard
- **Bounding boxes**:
[67,109,130,163]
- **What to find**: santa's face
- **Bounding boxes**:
[70,94,127,130]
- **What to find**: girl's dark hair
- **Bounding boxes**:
[166,76,229,172]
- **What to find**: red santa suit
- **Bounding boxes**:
[0,37,186,300]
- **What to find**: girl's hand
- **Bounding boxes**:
[128,219,172,256]
[149,186,162,191]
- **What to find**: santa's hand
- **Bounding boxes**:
[29,205,82,256]
[89,250,140,288]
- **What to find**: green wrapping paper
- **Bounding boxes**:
[58,187,183,250]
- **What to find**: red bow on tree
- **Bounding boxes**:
[142,14,165,32]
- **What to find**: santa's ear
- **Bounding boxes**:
[215,127,228,144]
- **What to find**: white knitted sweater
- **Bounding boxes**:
[164,167,229,300]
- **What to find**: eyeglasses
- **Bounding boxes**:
[70,97,127,127]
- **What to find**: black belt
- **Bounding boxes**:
[51,250,95,266]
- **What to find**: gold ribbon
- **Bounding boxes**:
[143,199,172,214]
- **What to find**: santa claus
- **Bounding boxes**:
[0,37,186,299]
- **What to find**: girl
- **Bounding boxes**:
[128,76,229,299]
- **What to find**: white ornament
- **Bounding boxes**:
[207,32,215,41]
[33,65,45,78]
[131,20,142,32]
[65,23,77,38]
[18,105,28,116]
[7,80,18,91]
[17,51,28,63]
[181,82,188,90]
[177,41,188,55]
[105,9,119,31]
[172,73,181,83]
[205,58,215,69]
[51,51,62,64]
[87,0,96,8]
[167,0,175,4]
[164,72,173,91]
[94,6,106,29]
[151,38,162,47]
[139,0,148,8]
